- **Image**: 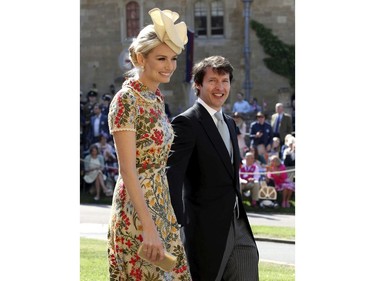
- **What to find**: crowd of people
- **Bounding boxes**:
[80,86,296,206]
[80,84,119,200]
[235,101,296,208]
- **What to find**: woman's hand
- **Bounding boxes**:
[141,222,165,262]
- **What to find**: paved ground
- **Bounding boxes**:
[80,204,295,240]
[247,212,295,228]
[80,204,295,228]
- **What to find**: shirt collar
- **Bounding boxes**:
[197,98,222,117]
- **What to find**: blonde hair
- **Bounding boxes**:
[127,25,162,77]
[245,152,255,159]
[269,155,282,166]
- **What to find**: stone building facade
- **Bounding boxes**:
[80,0,294,116]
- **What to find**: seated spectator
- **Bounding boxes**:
[94,133,118,188]
[248,146,267,167]
[240,152,261,207]
[233,112,248,158]
[249,111,273,152]
[247,146,267,184]
[269,137,282,159]
[257,143,270,165]
[266,155,295,208]
[281,134,294,157]
[94,133,117,164]
[282,136,295,167]
[83,144,113,200]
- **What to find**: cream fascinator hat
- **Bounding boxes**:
[148,8,188,54]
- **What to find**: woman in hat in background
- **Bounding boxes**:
[107,8,191,280]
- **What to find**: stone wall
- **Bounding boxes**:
[80,0,295,116]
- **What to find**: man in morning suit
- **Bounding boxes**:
[167,56,259,281]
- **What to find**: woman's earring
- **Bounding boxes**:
[140,66,145,72]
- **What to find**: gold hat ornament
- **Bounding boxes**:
[148,8,188,54]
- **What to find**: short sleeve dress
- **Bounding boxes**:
[107,79,191,281]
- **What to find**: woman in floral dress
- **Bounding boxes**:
[107,8,191,281]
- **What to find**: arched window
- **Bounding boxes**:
[126,1,140,38]
[194,1,207,36]
[211,1,224,35]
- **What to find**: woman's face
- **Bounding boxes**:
[90,147,98,156]
[139,43,177,91]
[273,140,280,148]
[234,116,243,125]
[271,158,279,168]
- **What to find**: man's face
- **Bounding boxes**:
[257,115,265,124]
[276,105,283,114]
[196,67,231,111]
[88,96,97,104]
[246,155,255,166]
[93,105,101,115]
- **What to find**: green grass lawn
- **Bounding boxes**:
[251,225,295,240]
[81,238,110,281]
[81,238,294,281]
[259,262,295,281]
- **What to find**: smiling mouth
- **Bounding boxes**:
[160,72,172,77]
[213,93,225,97]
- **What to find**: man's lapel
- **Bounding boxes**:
[223,113,240,172]
[194,103,234,177]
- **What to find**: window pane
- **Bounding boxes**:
[211,1,224,35]
[126,2,140,38]
[194,1,207,36]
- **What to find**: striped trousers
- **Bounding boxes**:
[215,210,259,281]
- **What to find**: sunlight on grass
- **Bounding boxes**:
[80,238,109,281]
[259,262,295,281]
[81,238,295,281]
[252,225,295,240]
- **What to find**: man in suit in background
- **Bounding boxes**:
[271,102,293,145]
[167,56,259,281]
[89,104,109,144]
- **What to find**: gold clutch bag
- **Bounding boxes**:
[137,244,177,272]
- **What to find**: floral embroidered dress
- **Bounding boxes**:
[107,79,191,281]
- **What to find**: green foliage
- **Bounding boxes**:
[250,20,295,88]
